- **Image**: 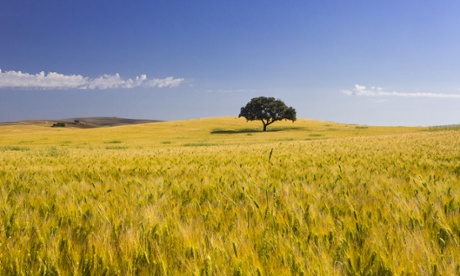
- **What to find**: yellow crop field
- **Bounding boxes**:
[0,117,459,275]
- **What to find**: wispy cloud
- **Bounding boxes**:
[0,69,184,90]
[205,89,257,93]
[341,84,460,98]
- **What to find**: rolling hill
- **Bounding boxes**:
[0,117,459,274]
[0,116,161,128]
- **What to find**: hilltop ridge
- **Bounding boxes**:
[0,117,161,128]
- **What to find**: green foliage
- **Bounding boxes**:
[52,122,66,127]
[239,97,297,131]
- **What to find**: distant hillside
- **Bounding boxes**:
[0,117,161,128]
[427,124,460,131]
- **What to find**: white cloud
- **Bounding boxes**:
[205,89,257,93]
[145,76,184,88]
[341,84,460,98]
[0,68,184,90]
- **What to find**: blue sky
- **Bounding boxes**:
[1,1,460,126]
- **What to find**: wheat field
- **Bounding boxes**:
[0,117,459,275]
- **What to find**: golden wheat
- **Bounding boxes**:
[0,117,458,275]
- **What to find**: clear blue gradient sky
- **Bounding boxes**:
[1,1,460,126]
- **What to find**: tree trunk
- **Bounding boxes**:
[263,123,267,132]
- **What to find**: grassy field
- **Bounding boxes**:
[0,117,459,275]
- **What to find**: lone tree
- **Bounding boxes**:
[239,96,297,131]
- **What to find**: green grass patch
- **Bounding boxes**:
[211,128,261,134]
[105,145,129,150]
[277,138,295,141]
[427,124,460,131]
[105,140,123,144]
[0,146,30,151]
[212,126,305,134]
[41,146,67,157]
[183,142,218,147]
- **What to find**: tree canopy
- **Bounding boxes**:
[239,96,296,131]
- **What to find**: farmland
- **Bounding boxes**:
[0,117,459,275]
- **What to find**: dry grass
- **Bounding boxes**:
[0,117,458,274]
